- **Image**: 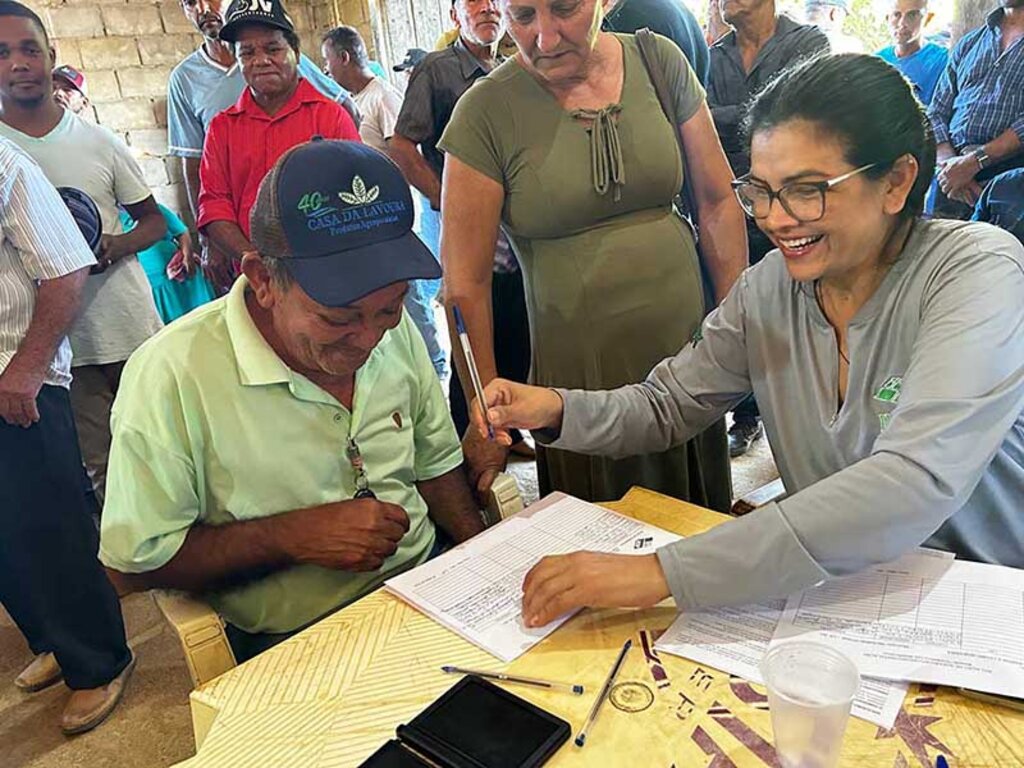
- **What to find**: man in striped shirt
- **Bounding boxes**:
[0,135,134,734]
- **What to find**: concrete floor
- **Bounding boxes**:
[0,438,777,768]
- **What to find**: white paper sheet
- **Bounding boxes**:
[385,493,680,662]
[654,598,907,728]
[653,550,956,728]
[772,553,1024,699]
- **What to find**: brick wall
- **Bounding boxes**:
[23,0,372,225]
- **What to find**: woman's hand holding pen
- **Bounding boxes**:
[472,379,565,445]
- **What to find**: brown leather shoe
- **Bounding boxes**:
[14,653,63,693]
[60,654,136,735]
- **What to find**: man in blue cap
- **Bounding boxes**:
[100,140,485,662]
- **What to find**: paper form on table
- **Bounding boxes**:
[654,549,955,728]
[771,551,1024,699]
[384,493,680,662]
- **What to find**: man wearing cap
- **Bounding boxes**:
[197,0,360,291]
[0,133,136,735]
[101,140,485,662]
[52,64,89,116]
[0,0,166,507]
[804,0,862,53]
[168,0,356,289]
[394,47,428,76]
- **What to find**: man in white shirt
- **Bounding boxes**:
[0,2,165,508]
[0,132,135,734]
[321,25,451,382]
[321,25,402,152]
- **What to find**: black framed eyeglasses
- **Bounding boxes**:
[731,163,879,223]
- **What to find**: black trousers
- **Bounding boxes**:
[451,269,532,440]
[732,224,776,425]
[0,385,131,689]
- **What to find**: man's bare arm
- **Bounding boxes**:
[203,220,256,264]
[183,157,202,221]
[101,196,165,266]
[416,466,486,544]
[0,268,90,427]
[108,498,411,595]
[386,134,442,208]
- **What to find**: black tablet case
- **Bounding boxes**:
[359,676,571,768]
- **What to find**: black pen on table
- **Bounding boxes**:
[452,305,495,440]
[575,639,632,748]
[441,665,584,695]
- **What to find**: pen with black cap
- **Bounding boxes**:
[576,639,632,748]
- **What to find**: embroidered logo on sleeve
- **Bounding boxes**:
[874,375,902,404]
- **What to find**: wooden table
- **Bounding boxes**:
[176,488,1024,767]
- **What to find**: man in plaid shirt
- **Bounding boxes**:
[928,0,1024,219]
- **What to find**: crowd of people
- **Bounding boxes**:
[0,0,1021,741]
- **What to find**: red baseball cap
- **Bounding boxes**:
[53,65,88,98]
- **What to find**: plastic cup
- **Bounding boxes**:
[761,641,861,768]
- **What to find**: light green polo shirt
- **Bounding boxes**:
[100,278,462,633]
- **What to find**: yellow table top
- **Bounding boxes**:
[178,488,1024,767]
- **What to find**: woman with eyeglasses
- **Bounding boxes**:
[474,54,1024,627]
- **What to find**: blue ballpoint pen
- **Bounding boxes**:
[453,305,495,440]
[936,756,949,768]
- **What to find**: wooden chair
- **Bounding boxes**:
[153,472,525,687]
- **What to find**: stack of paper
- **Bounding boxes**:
[385,493,680,662]
[654,597,908,728]
[771,553,1024,700]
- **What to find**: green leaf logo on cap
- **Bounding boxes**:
[339,176,380,206]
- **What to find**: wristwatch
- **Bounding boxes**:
[970,147,990,170]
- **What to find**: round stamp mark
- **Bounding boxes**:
[609,681,654,713]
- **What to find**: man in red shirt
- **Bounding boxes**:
[198,0,359,279]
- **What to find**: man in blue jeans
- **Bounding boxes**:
[973,169,1024,243]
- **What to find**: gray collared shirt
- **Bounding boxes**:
[707,15,829,176]
[541,219,1024,611]
[394,38,497,179]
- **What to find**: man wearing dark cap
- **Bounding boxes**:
[101,140,485,662]
[168,0,354,290]
[394,47,428,75]
[196,0,360,289]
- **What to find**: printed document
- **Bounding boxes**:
[385,493,680,662]
[655,598,906,728]
[772,553,1024,699]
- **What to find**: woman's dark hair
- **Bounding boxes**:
[742,53,936,220]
